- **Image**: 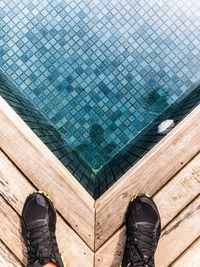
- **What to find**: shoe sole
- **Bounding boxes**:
[37,190,54,203]
[21,190,67,267]
[130,192,150,202]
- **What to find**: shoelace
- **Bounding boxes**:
[127,224,155,267]
[27,221,58,265]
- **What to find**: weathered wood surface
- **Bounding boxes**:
[0,240,23,267]
[1,95,200,267]
[156,195,200,266]
[95,226,126,267]
[172,238,200,267]
[0,97,95,249]
[95,169,200,267]
[0,195,25,263]
[154,152,200,227]
[95,104,200,249]
[0,150,94,267]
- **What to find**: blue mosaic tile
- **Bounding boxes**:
[1,0,200,171]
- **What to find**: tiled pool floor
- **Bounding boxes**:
[1,0,200,170]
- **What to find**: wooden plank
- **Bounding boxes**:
[95,161,200,267]
[154,152,200,228]
[0,97,95,249]
[0,240,23,267]
[172,237,200,267]
[95,195,200,267]
[0,150,94,267]
[95,104,200,249]
[95,226,126,267]
[155,195,200,266]
[0,195,25,263]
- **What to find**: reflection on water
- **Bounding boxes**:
[76,123,117,171]
[144,89,169,115]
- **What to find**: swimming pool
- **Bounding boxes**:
[1,0,200,198]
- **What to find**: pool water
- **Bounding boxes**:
[1,0,200,196]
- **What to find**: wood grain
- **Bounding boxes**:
[0,240,23,267]
[154,152,200,228]
[95,226,126,267]
[95,195,200,267]
[95,160,200,267]
[0,150,94,267]
[95,104,200,249]
[156,195,200,266]
[0,97,95,249]
[172,238,200,267]
[0,195,25,263]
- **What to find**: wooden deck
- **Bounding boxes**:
[0,96,200,267]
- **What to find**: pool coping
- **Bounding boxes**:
[1,95,200,253]
[95,101,200,249]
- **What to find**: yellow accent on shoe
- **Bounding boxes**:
[130,193,150,202]
[37,190,53,202]
[131,193,139,202]
[61,255,67,267]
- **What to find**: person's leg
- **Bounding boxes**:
[21,191,65,267]
[44,264,58,267]
[120,193,161,267]
[44,263,58,267]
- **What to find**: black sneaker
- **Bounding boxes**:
[21,191,65,267]
[121,193,161,267]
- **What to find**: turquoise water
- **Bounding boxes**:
[1,0,200,172]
